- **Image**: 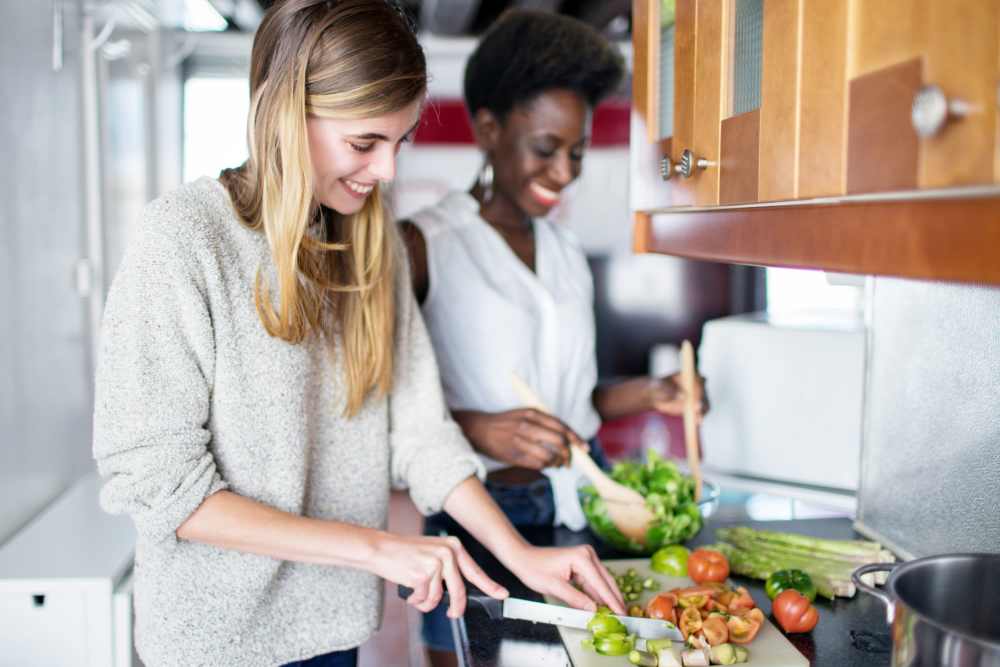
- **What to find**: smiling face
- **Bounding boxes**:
[477,88,590,219]
[306,97,423,214]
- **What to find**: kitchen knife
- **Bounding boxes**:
[397,585,683,641]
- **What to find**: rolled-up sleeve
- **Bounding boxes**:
[388,255,484,515]
[92,210,227,545]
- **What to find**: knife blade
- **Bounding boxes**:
[502,597,682,640]
[396,585,683,641]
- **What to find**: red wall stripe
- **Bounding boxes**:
[414,98,631,147]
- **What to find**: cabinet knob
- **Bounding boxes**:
[659,154,676,180]
[911,84,971,138]
[677,149,715,178]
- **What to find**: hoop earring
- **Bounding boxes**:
[478,162,494,204]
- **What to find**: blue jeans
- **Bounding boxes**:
[421,437,609,652]
[281,648,357,667]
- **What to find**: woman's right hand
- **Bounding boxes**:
[452,409,584,469]
[368,532,509,618]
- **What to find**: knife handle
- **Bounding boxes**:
[396,585,503,619]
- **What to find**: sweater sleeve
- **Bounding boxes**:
[92,205,227,546]
[388,252,485,515]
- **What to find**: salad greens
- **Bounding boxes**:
[580,450,703,554]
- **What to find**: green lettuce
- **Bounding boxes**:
[580,450,702,554]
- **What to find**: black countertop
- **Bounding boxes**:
[444,502,894,667]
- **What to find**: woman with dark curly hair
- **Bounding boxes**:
[401,9,706,665]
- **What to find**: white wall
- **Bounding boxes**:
[0,4,186,548]
[0,0,92,546]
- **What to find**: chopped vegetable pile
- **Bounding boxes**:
[584,551,769,666]
[580,451,703,553]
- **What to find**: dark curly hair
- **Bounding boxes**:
[463,9,625,121]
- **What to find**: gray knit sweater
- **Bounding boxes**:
[93,177,483,666]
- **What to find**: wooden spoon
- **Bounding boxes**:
[679,340,703,502]
[510,373,655,544]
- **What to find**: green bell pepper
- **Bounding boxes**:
[765,569,817,602]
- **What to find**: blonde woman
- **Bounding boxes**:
[92,2,623,665]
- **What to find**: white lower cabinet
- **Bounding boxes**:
[0,590,90,665]
[0,475,136,667]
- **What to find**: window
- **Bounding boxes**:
[766,268,865,318]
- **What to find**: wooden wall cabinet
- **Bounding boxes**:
[631,0,1000,285]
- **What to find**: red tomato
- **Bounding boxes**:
[645,593,678,625]
[772,589,820,633]
[687,548,730,584]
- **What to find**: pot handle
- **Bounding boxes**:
[852,562,899,624]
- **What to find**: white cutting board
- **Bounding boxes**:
[544,558,808,667]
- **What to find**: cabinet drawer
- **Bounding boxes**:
[0,590,89,666]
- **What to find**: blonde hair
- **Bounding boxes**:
[220,0,426,416]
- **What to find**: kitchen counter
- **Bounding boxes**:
[441,499,893,667]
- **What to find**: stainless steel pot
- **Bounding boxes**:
[853,554,1000,667]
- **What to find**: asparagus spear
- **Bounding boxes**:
[716,527,889,561]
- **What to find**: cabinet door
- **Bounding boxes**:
[689,0,764,206]
[669,0,697,206]
[671,0,729,206]
[631,0,675,212]
[720,0,765,204]
[846,0,999,192]
[0,590,90,665]
[634,0,759,209]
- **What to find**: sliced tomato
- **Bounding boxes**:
[727,586,757,614]
[673,586,721,599]
[705,599,730,614]
[679,606,703,639]
[701,615,729,646]
[727,608,764,644]
[645,593,678,625]
[676,594,709,609]
[716,589,736,608]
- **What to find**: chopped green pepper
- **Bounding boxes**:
[586,612,627,636]
[765,569,817,602]
[592,632,636,656]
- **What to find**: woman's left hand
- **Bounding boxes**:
[503,543,626,614]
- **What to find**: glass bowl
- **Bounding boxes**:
[577,477,720,556]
